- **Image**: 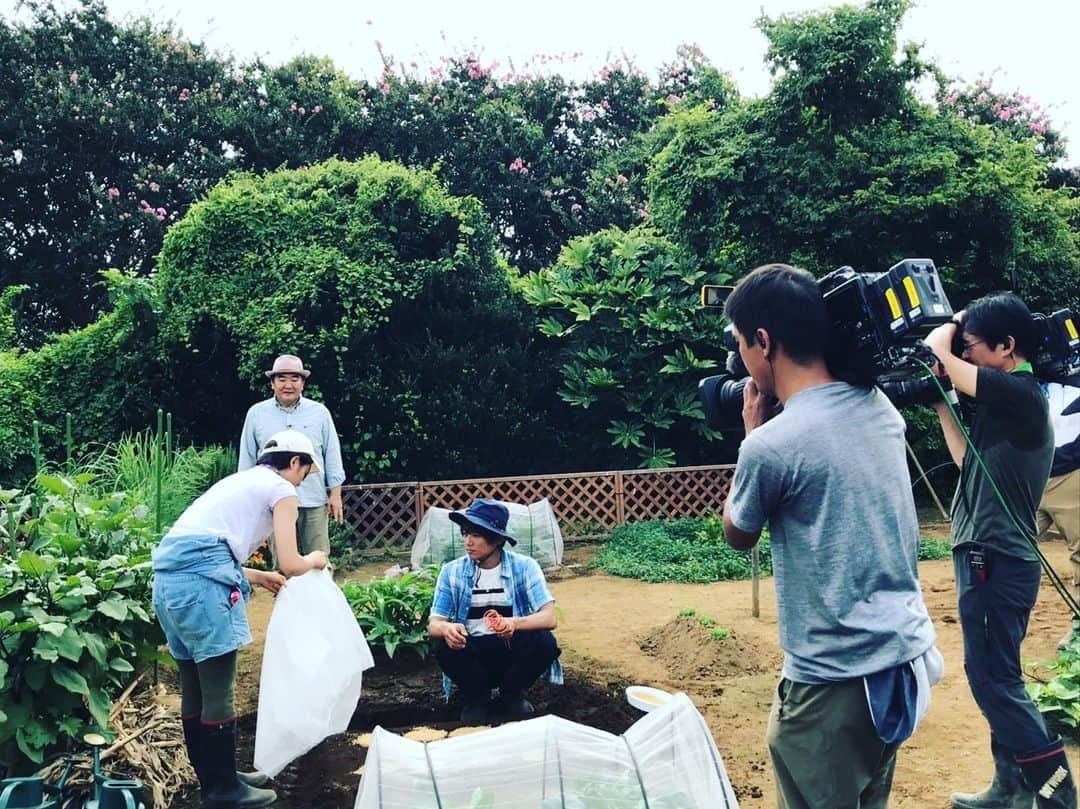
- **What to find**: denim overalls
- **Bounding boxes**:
[151,535,253,662]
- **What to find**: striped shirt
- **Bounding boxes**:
[431,549,562,695]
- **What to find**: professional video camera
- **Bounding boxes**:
[698,259,956,430]
[1032,309,1080,383]
[877,306,1080,408]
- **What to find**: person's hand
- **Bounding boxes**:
[328,490,344,523]
[742,379,780,435]
[444,623,469,650]
[494,616,517,641]
[256,570,287,595]
[924,322,958,361]
[305,550,329,571]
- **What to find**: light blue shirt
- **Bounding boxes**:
[237,396,346,508]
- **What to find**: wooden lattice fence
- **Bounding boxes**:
[339,464,735,554]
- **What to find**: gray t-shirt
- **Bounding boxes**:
[727,382,936,683]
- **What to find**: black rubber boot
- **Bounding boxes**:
[951,742,1035,809]
[199,720,277,808]
[1018,742,1077,809]
[182,716,271,789]
[497,690,535,718]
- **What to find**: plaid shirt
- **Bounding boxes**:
[431,548,562,696]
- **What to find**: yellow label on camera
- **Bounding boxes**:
[1067,318,1078,341]
[885,288,902,320]
[902,276,920,309]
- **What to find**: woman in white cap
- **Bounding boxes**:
[151,429,329,808]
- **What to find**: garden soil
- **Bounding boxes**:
[172,530,1079,808]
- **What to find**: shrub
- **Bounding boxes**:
[594,515,948,583]
[156,155,568,482]
[0,475,163,771]
[593,517,772,583]
[339,566,439,660]
[1028,641,1080,737]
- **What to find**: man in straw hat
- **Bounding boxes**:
[238,355,346,561]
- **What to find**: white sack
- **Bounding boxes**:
[254,568,374,777]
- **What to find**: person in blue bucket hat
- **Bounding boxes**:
[428,498,562,723]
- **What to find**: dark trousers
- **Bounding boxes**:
[435,630,560,701]
[955,546,1059,759]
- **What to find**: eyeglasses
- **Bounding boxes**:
[961,339,985,353]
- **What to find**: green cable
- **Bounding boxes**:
[914,358,1080,620]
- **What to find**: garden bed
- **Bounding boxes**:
[164,538,1077,808]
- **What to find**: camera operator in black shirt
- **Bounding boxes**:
[926,292,1075,809]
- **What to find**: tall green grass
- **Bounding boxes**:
[78,432,236,527]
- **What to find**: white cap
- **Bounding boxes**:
[258,430,322,474]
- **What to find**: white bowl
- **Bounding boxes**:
[626,685,673,712]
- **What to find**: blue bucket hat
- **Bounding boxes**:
[448,498,517,546]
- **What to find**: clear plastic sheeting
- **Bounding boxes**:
[410,499,564,571]
[354,692,739,809]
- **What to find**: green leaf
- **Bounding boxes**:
[86,687,111,730]
[36,474,73,496]
[51,663,90,696]
[18,551,47,577]
[54,627,86,662]
[97,598,129,621]
[109,657,135,673]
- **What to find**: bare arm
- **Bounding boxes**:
[271,496,328,576]
[925,322,978,398]
[933,401,968,468]
[512,601,557,632]
[723,508,762,551]
[428,614,468,649]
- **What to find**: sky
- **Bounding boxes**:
[4,0,1078,162]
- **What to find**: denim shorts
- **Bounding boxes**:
[152,570,253,662]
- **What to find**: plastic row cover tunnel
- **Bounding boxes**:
[354,693,739,808]
[410,499,564,571]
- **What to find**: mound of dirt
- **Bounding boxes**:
[640,616,780,682]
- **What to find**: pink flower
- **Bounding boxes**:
[483,84,493,95]
[258,98,267,107]
[297,76,306,84]
[106,187,120,199]
[236,75,245,84]
[149,182,160,192]
[178,88,191,102]
[69,71,78,84]
[508,157,529,174]
[215,92,223,101]
[616,174,628,185]
[290,101,298,111]
[380,82,390,96]
[104,101,114,109]
[570,203,583,214]
[637,208,648,219]
[313,105,322,114]
[298,106,306,115]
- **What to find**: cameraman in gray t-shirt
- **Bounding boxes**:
[722,263,939,809]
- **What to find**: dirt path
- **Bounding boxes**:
[233,537,1080,807]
